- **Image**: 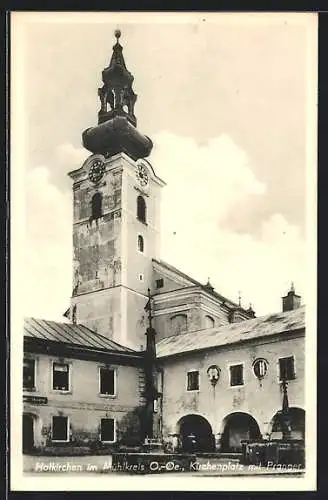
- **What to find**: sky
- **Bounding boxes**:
[11,12,317,321]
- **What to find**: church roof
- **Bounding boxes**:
[24,317,137,354]
[156,306,305,359]
[153,258,251,313]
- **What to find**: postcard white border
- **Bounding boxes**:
[10,10,317,492]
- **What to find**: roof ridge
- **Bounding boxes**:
[152,258,250,312]
[152,258,201,286]
[24,317,137,354]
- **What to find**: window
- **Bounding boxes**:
[137,234,144,253]
[100,418,115,442]
[187,370,199,391]
[170,314,188,334]
[156,278,164,289]
[279,356,295,381]
[99,368,115,396]
[253,358,268,379]
[52,416,69,442]
[91,192,102,219]
[23,358,35,390]
[137,195,146,223]
[205,315,215,329]
[53,363,69,391]
[229,364,244,386]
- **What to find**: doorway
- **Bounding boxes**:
[22,414,34,453]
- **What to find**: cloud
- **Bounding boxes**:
[22,134,306,320]
[152,131,306,315]
[24,166,72,321]
[56,143,89,171]
[22,143,92,320]
[152,132,266,226]
[39,144,90,193]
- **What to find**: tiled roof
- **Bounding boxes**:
[156,306,305,359]
[24,317,137,353]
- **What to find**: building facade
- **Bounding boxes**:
[23,318,145,453]
[22,32,306,455]
[157,304,305,452]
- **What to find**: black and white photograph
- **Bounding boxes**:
[10,11,317,491]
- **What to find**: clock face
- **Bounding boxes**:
[136,164,149,187]
[89,159,105,183]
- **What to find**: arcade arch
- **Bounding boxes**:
[220,412,261,452]
[269,407,305,440]
[176,414,215,452]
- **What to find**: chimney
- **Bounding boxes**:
[282,282,301,312]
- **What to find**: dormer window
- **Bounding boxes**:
[91,192,102,220]
[137,195,146,223]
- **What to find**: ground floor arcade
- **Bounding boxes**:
[22,406,305,454]
[167,407,305,453]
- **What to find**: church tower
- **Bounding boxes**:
[68,31,165,350]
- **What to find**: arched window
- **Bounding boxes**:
[137,234,144,253]
[91,192,102,220]
[137,195,146,223]
[205,315,215,329]
[170,314,188,335]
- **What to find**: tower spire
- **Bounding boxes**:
[82,30,153,160]
[98,30,137,126]
[109,29,126,69]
